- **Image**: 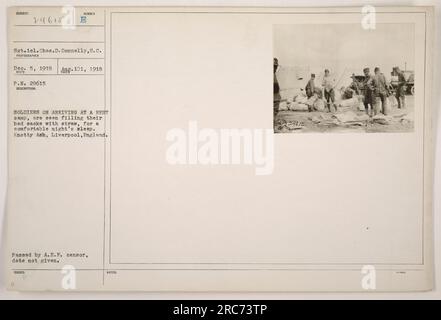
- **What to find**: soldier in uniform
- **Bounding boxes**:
[348,74,361,95]
[373,67,390,115]
[305,74,316,99]
[394,66,407,109]
[322,69,337,112]
[362,67,376,116]
[342,74,361,99]
[273,58,281,118]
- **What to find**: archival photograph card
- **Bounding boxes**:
[5,6,434,292]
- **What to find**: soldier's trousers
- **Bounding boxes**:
[274,92,281,118]
[375,93,388,115]
[364,92,374,114]
[396,93,406,109]
[324,89,336,111]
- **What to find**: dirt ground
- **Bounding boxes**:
[274,95,414,133]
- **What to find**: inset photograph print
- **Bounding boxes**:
[273,23,415,133]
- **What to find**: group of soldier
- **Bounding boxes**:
[274,57,408,118]
[349,66,407,116]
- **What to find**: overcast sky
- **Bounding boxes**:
[274,23,415,88]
